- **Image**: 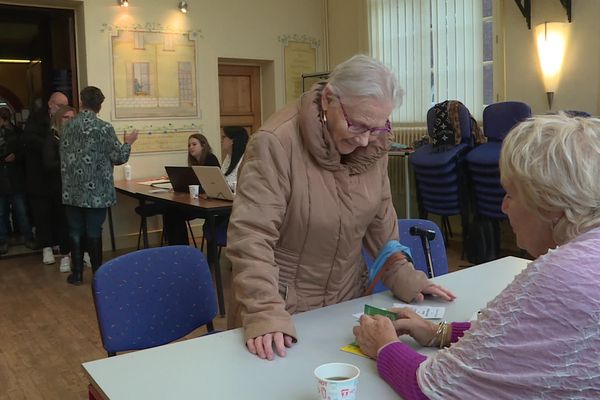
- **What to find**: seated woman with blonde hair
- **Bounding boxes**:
[353,113,600,399]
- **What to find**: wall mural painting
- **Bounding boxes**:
[111,30,198,119]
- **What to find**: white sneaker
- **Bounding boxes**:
[59,256,71,273]
[42,247,56,265]
[83,252,91,268]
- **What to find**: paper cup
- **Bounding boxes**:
[314,362,359,400]
[188,185,200,198]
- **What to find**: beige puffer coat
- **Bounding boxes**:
[227,86,429,341]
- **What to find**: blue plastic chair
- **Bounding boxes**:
[466,101,532,220]
[363,219,448,294]
[92,246,218,357]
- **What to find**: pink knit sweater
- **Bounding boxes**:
[377,323,470,399]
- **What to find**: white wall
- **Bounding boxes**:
[502,0,600,114]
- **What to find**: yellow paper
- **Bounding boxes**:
[340,343,369,358]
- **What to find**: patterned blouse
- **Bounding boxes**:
[60,110,131,208]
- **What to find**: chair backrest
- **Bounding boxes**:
[427,100,476,148]
[92,246,217,355]
[483,101,531,141]
[397,219,448,277]
[362,219,448,294]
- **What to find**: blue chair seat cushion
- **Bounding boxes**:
[410,143,469,168]
[465,142,503,167]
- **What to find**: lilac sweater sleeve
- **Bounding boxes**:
[376,322,472,400]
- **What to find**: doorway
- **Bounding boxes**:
[0,3,79,124]
[217,64,262,135]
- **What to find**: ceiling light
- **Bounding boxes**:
[178,1,188,13]
[119,0,129,7]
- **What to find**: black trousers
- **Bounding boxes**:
[29,194,70,253]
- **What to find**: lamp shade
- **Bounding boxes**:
[535,22,569,93]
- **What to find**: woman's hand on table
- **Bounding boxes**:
[353,315,400,359]
[414,283,456,302]
[246,332,294,361]
[390,307,438,346]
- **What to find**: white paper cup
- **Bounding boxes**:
[188,185,200,198]
[314,362,360,400]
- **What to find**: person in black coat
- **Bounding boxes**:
[22,92,69,264]
[41,105,77,271]
[0,107,35,254]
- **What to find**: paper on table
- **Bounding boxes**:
[138,178,170,186]
[340,343,369,358]
[392,304,446,319]
[353,305,445,320]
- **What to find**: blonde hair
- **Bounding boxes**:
[51,105,77,136]
[500,113,600,244]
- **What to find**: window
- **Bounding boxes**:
[368,0,491,123]
[132,62,150,95]
[178,62,193,104]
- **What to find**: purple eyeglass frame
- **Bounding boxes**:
[336,96,392,135]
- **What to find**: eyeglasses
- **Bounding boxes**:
[336,96,392,136]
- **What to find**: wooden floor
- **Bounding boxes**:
[0,241,469,400]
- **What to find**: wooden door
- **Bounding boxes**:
[218,64,261,135]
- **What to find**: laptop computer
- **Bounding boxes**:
[163,166,202,193]
[192,166,235,201]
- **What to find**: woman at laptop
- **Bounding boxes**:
[220,126,248,192]
[188,133,220,168]
[160,134,222,245]
[226,55,454,360]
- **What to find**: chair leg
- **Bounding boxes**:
[137,218,144,250]
[200,236,205,252]
[187,221,197,248]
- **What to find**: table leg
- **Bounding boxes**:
[206,213,225,316]
[140,199,149,249]
[404,155,411,218]
[107,207,116,251]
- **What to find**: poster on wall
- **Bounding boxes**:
[111,30,198,119]
[279,34,320,104]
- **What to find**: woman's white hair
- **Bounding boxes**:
[500,113,600,244]
[327,54,403,106]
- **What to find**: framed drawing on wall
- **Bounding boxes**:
[279,34,321,104]
[111,30,198,119]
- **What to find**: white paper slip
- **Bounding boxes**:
[393,303,446,319]
[352,312,363,319]
[138,179,170,186]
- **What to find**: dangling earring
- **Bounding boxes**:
[322,111,327,124]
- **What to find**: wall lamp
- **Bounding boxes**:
[119,0,129,7]
[535,22,569,109]
[178,1,188,13]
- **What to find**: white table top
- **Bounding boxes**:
[83,256,530,399]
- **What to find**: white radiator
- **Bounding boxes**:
[392,126,428,146]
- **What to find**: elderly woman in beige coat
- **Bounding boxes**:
[227,55,455,360]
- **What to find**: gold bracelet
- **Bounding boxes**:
[439,322,451,349]
[427,321,445,347]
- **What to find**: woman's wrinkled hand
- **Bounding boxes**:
[414,282,456,302]
[246,332,294,361]
[353,315,400,359]
[390,307,438,346]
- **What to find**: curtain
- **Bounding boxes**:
[368,0,483,123]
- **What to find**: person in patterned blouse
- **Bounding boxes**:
[60,86,138,285]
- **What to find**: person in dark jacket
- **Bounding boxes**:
[42,105,77,272]
[0,107,36,254]
[23,91,69,264]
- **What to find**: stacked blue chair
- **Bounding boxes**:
[409,101,481,250]
[362,219,448,294]
[465,101,531,220]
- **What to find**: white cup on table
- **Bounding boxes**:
[314,362,360,400]
[188,185,200,199]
